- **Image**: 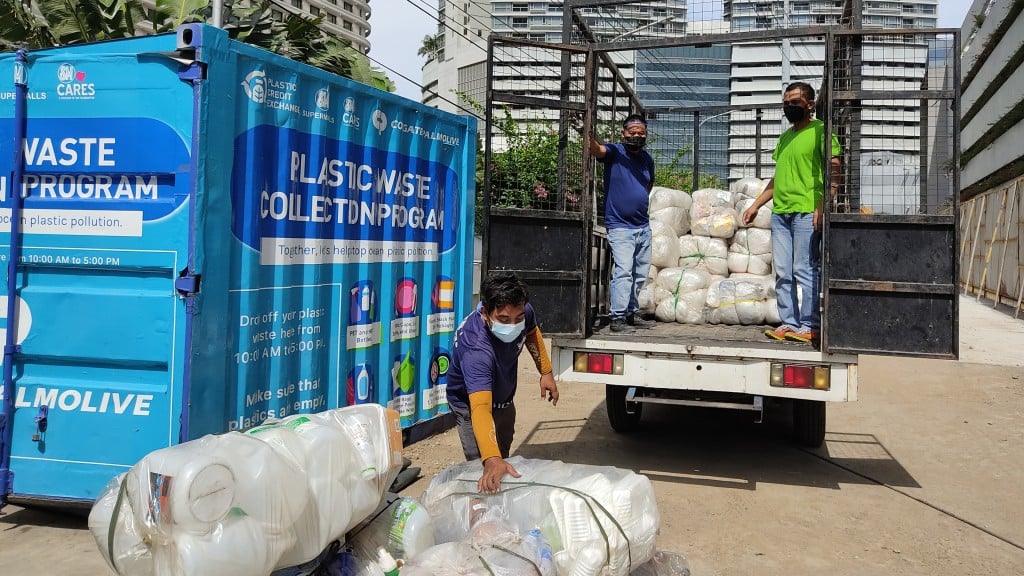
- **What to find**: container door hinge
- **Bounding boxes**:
[175,272,201,297]
[178,60,206,82]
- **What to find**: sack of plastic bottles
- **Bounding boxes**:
[89,405,404,576]
[420,457,659,576]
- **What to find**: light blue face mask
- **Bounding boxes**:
[490,320,525,343]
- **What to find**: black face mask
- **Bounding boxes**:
[784,105,807,123]
[623,136,646,152]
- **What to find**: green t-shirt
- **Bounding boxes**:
[771,118,841,214]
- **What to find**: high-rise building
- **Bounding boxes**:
[136,0,372,53]
[274,0,372,53]
[421,1,688,114]
[723,0,940,183]
[636,21,732,183]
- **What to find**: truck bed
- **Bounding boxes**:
[587,322,811,351]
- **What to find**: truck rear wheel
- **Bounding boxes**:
[792,399,826,447]
[606,385,642,433]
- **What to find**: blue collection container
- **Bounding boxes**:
[0,25,476,504]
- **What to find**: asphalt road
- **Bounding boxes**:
[2,296,1022,575]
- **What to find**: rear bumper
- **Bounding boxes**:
[553,340,859,403]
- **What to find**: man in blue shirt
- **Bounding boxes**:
[587,113,656,332]
[447,271,560,493]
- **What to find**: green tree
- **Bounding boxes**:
[0,0,394,91]
[417,33,441,62]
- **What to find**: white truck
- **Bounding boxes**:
[481,26,960,447]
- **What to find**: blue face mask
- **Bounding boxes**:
[490,320,525,343]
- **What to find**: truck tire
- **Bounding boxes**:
[606,385,642,433]
[792,399,826,447]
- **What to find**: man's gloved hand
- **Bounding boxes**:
[568,113,586,137]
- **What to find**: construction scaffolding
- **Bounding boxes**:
[960,177,1024,317]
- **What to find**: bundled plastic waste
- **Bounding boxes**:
[728,228,773,275]
[420,457,659,576]
[677,235,729,276]
[89,405,404,576]
[705,279,770,325]
[650,232,681,269]
[636,177,784,328]
[649,186,693,214]
[649,187,692,237]
[690,188,738,239]
[731,177,767,200]
[735,197,773,229]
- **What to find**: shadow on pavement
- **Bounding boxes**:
[513,398,920,491]
[0,505,89,531]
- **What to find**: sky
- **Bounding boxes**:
[368,0,978,102]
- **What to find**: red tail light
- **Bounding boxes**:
[587,353,614,374]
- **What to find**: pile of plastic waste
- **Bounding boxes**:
[641,179,780,326]
[89,404,403,575]
[91,416,690,576]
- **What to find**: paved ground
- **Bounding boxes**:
[2,296,1022,575]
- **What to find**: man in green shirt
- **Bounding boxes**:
[742,81,840,343]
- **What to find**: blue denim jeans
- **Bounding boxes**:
[770,213,820,331]
[608,226,652,320]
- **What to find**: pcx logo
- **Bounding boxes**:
[241,70,267,104]
[315,88,330,111]
[56,63,95,100]
[372,109,387,135]
[342,97,360,128]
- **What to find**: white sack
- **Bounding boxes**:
[655,267,711,294]
[650,206,690,237]
[736,198,773,229]
[677,236,729,276]
[727,252,773,275]
[730,228,773,255]
[649,186,693,213]
[729,273,777,298]
[650,234,680,269]
[691,206,739,239]
[705,279,768,325]
[765,297,782,325]
[673,289,707,325]
[731,177,767,200]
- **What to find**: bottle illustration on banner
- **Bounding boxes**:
[431,276,455,313]
[349,280,377,325]
[428,347,451,414]
[394,278,418,318]
[346,363,374,405]
[389,351,416,425]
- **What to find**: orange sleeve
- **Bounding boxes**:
[525,326,552,375]
[468,390,501,461]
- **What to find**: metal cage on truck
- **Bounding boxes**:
[480,1,960,445]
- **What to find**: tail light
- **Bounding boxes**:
[573,352,624,375]
[771,363,830,390]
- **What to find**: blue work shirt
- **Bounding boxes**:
[446,303,538,408]
[602,143,655,229]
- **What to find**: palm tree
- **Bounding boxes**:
[0,0,394,92]
[417,33,441,62]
